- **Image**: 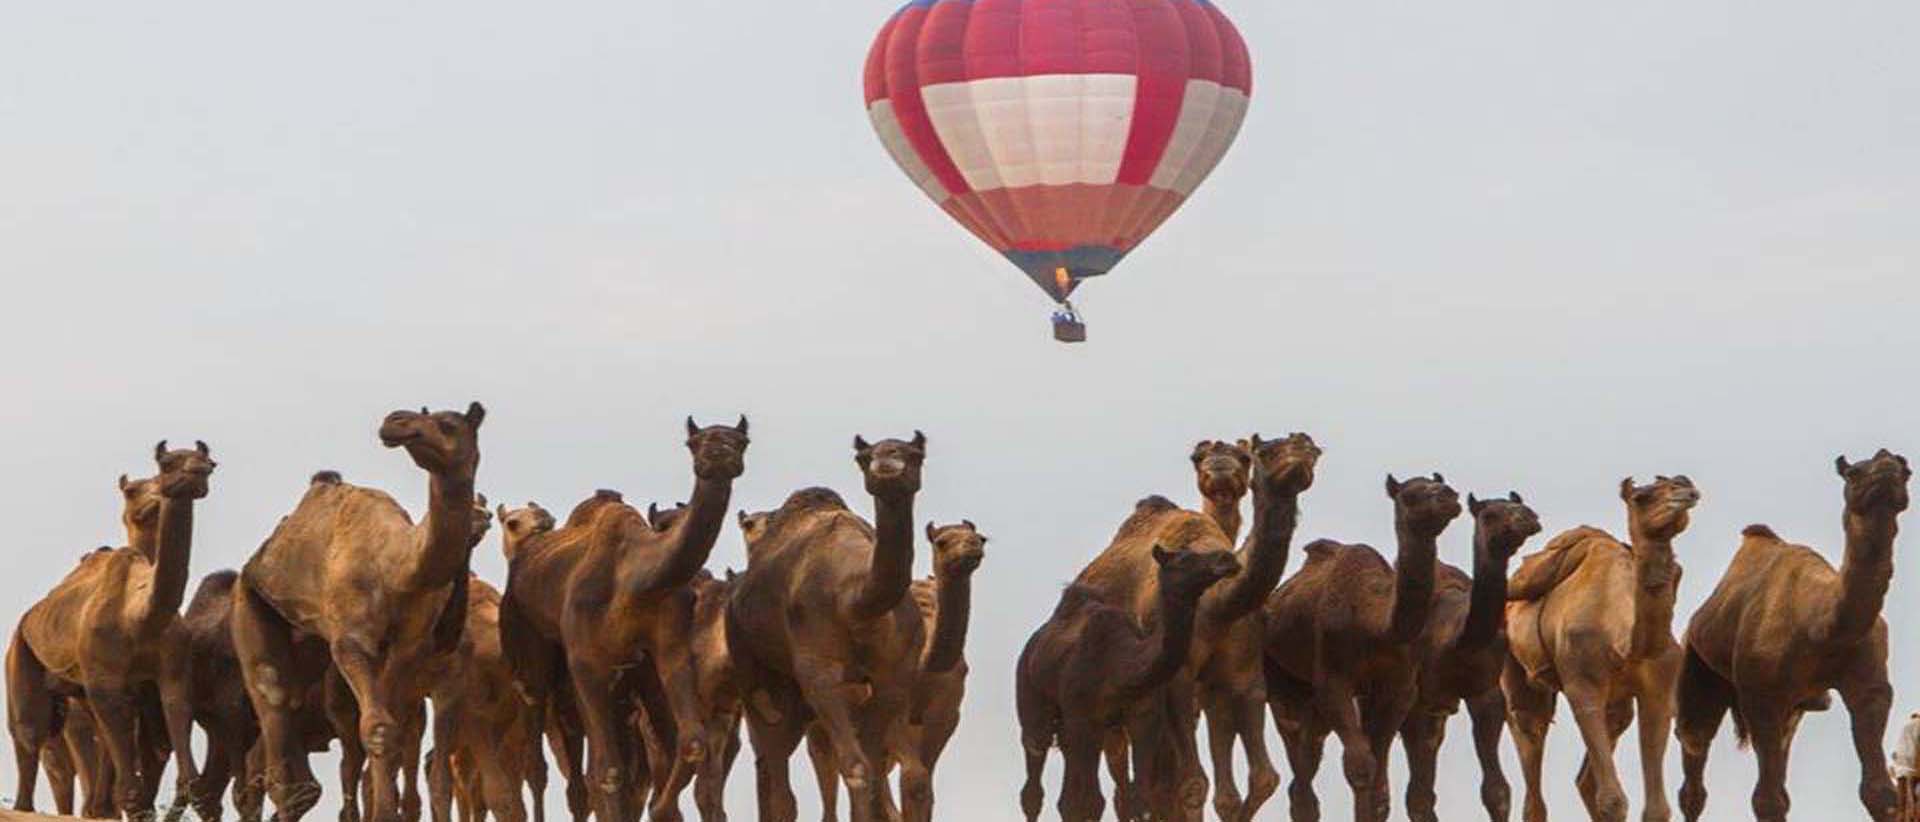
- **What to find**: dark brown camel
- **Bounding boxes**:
[9,441,214,821]
[231,404,483,822]
[724,433,928,822]
[1399,491,1540,822]
[1017,546,1242,822]
[501,417,748,822]
[1677,450,1910,821]
[1263,473,1461,822]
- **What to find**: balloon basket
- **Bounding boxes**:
[1051,309,1088,344]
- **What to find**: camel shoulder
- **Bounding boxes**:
[1507,526,1623,601]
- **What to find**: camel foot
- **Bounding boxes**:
[274,781,321,821]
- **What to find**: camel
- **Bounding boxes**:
[684,567,747,822]
[1017,545,1243,822]
[9,440,214,821]
[1676,450,1910,821]
[1262,472,1461,822]
[724,433,929,822]
[230,403,484,822]
[499,417,749,822]
[1073,433,1320,821]
[424,574,544,822]
[1399,491,1541,822]
[806,520,987,822]
[1503,474,1700,822]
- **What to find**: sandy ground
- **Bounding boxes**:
[0,813,76,821]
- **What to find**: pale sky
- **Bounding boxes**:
[3,1,1917,819]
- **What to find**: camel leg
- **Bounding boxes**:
[1400,711,1445,822]
[744,691,805,822]
[327,669,368,822]
[45,736,76,816]
[1308,675,1373,822]
[192,716,236,822]
[1570,691,1632,822]
[566,661,635,822]
[1360,679,1417,822]
[1840,669,1898,822]
[1743,704,1792,821]
[1019,737,1047,822]
[1673,646,1730,822]
[238,737,268,822]
[525,722,549,822]
[804,725,839,822]
[233,578,322,821]
[398,701,428,822]
[1233,687,1279,822]
[1057,720,1106,822]
[792,662,877,822]
[691,713,733,822]
[425,748,451,822]
[638,647,706,822]
[1100,730,1137,821]
[1202,688,1244,822]
[157,651,198,821]
[1502,658,1556,822]
[1165,676,1208,821]
[544,699,589,822]
[1273,697,1328,822]
[1467,689,1513,822]
[83,685,150,821]
[1635,654,1680,822]
[6,631,55,814]
[476,736,529,822]
[133,689,171,812]
[332,638,410,822]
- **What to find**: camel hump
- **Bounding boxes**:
[1301,538,1343,562]
[1741,524,1781,540]
[189,569,240,607]
[1133,495,1179,515]
[310,470,343,485]
[1051,583,1111,620]
[782,487,849,512]
[565,489,627,527]
[1542,525,1614,553]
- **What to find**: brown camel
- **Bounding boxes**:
[1017,545,1242,822]
[1399,491,1541,822]
[724,433,928,822]
[231,403,484,822]
[500,417,748,822]
[1676,450,1910,821]
[1074,433,1320,822]
[9,441,214,821]
[424,574,543,822]
[684,567,747,822]
[806,520,987,822]
[1503,474,1700,822]
[1263,472,1461,822]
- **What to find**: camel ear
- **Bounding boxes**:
[1191,441,1209,463]
[911,430,927,450]
[497,503,509,521]
[853,435,871,452]
[736,510,749,527]
[195,440,210,456]
[465,402,486,428]
[926,521,938,541]
[1509,491,1524,504]
[1385,474,1402,498]
[118,474,131,492]
[476,493,488,508]
[1619,477,1636,501]
[963,518,976,531]
[1467,493,1484,515]
[1432,472,1445,484]
[687,416,700,438]
[155,440,169,461]
[1151,544,1174,566]
[1836,455,1851,477]
[648,502,662,523]
[735,415,749,435]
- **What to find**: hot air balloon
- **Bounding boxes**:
[863,0,1252,342]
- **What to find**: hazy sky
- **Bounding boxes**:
[4,1,1917,819]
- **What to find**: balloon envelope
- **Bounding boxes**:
[864,0,1252,302]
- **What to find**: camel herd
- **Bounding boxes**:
[2,403,1911,822]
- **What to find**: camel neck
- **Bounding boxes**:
[633,476,734,594]
[1459,529,1519,650]
[1387,519,1441,643]
[920,571,975,674]
[1829,510,1898,645]
[1625,533,1679,656]
[850,491,917,621]
[139,496,195,632]
[1121,590,1202,700]
[411,472,477,592]
[1202,494,1243,543]
[1210,486,1301,623]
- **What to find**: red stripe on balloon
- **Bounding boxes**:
[1176,0,1224,84]
[1207,3,1252,94]
[918,1,972,86]
[962,0,1023,79]
[883,6,971,197]
[1019,0,1085,76]
[1114,0,1190,185]
[863,13,899,105]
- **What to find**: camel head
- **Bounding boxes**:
[1836,449,1911,515]
[1619,475,1701,540]
[1385,472,1463,538]
[1151,544,1242,603]
[927,520,987,577]
[498,501,556,560]
[467,493,494,549]
[686,416,750,481]
[1244,432,1321,495]
[118,473,163,533]
[1190,440,1252,503]
[855,431,927,499]
[152,440,216,500]
[380,402,485,475]
[737,509,773,549]
[1467,491,1542,558]
[648,501,690,532]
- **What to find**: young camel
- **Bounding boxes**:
[724,433,928,822]
[1503,474,1700,822]
[232,403,485,822]
[1017,546,1243,822]
[9,441,215,822]
[1676,449,1910,821]
[1400,492,1540,822]
[1263,473,1461,822]
[424,575,543,822]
